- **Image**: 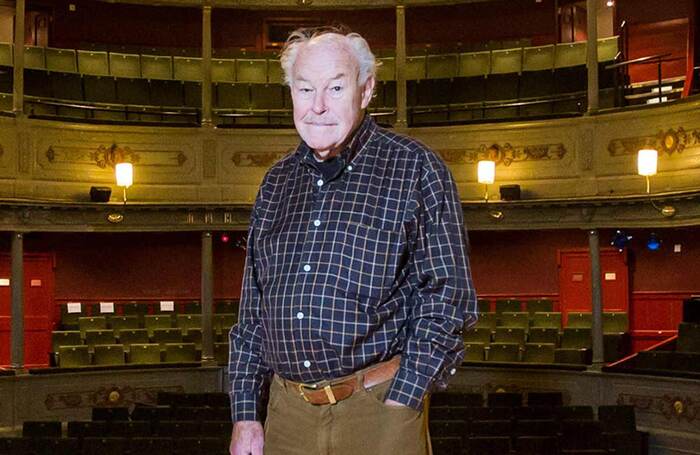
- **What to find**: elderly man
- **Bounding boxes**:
[229,26,476,455]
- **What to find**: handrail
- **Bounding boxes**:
[604,53,673,70]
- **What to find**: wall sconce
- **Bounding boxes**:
[477,160,495,201]
[115,162,133,204]
[636,149,675,217]
[477,160,503,219]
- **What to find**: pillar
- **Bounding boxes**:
[394,5,408,128]
[586,0,599,113]
[12,0,25,116]
[588,229,604,367]
[11,232,24,369]
[201,231,215,364]
[201,4,213,127]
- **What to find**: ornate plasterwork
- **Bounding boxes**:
[231,149,293,167]
[618,393,699,423]
[45,144,187,168]
[436,142,567,167]
[608,127,700,158]
[44,384,184,410]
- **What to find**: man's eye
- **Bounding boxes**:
[300,88,312,93]
[330,86,342,92]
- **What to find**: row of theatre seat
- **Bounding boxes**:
[606,321,700,377]
[0,392,233,454]
[428,391,647,455]
[0,37,620,126]
[464,307,630,364]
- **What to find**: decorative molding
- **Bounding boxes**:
[44,384,184,410]
[436,142,567,167]
[579,127,594,171]
[231,150,292,167]
[18,134,31,174]
[203,140,217,178]
[608,127,700,158]
[618,393,699,423]
[44,144,187,168]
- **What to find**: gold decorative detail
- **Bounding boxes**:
[436,143,567,167]
[618,393,698,422]
[44,385,184,410]
[44,144,187,168]
[92,144,141,168]
[107,213,124,223]
[231,150,293,167]
[608,127,700,157]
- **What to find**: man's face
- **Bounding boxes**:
[290,39,374,160]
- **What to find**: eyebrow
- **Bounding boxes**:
[295,73,346,83]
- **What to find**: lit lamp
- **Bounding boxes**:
[637,148,657,193]
[477,160,495,202]
[115,162,133,204]
[636,148,675,217]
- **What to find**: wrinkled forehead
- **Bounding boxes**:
[293,37,359,81]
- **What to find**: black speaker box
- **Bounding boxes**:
[683,298,700,323]
[90,186,112,202]
[499,184,521,201]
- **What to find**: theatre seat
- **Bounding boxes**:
[487,391,522,407]
[128,343,162,364]
[526,299,554,314]
[530,312,562,329]
[499,312,530,331]
[488,342,520,362]
[567,312,592,329]
[164,342,197,363]
[58,345,90,368]
[474,312,498,331]
[464,342,485,361]
[52,330,82,353]
[22,421,61,438]
[515,435,559,455]
[93,344,125,366]
[108,315,140,332]
[466,436,511,455]
[561,328,592,349]
[494,327,526,346]
[464,327,492,344]
[495,299,521,313]
[527,392,563,407]
[528,327,559,345]
[523,343,555,363]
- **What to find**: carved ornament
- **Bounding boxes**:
[608,127,700,157]
[231,149,293,167]
[44,385,184,410]
[436,142,567,167]
[45,144,187,168]
[617,393,698,423]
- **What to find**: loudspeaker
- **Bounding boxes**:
[90,186,112,202]
[683,298,700,323]
[499,184,521,201]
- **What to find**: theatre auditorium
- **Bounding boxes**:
[0,0,699,453]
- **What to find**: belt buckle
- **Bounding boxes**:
[297,382,318,403]
[297,382,337,405]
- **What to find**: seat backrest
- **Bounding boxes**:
[499,312,530,329]
[491,48,522,75]
[93,344,125,365]
[530,312,562,329]
[236,58,267,83]
[0,42,12,67]
[84,329,116,348]
[523,343,555,363]
[555,42,587,68]
[118,328,150,346]
[109,53,141,78]
[141,54,173,80]
[173,56,203,81]
[46,47,77,72]
[24,46,46,70]
[164,342,197,362]
[58,345,90,367]
[212,58,236,83]
[603,312,629,333]
[405,55,427,80]
[495,299,521,313]
[427,54,458,79]
[488,342,520,362]
[526,299,553,314]
[77,50,109,76]
[376,57,396,82]
[52,330,83,352]
[128,343,162,364]
[560,328,592,349]
[567,312,592,329]
[458,51,490,78]
[522,45,554,72]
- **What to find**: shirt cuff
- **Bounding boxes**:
[385,366,433,411]
[230,390,260,423]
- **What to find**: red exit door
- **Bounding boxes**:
[0,253,55,367]
[557,248,629,325]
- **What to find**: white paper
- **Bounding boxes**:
[0,278,9,286]
[160,300,175,312]
[100,302,115,313]
[604,272,616,281]
[66,302,82,313]
[30,279,42,287]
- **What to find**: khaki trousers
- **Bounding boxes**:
[264,374,432,455]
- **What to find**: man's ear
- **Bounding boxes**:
[360,75,376,109]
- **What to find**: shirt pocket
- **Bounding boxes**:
[332,221,405,303]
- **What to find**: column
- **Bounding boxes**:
[201,232,215,364]
[10,232,24,370]
[588,229,604,367]
[12,0,25,116]
[586,0,599,113]
[394,5,408,128]
[201,3,214,127]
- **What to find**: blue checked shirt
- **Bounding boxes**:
[229,115,477,422]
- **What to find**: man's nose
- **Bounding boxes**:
[312,91,326,114]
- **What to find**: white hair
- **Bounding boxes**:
[280,27,378,87]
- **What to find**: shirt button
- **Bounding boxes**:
[313,219,321,227]
[303,264,311,272]
[296,312,304,320]
[347,165,353,171]
[317,179,324,187]
[303,360,311,368]
[450,368,457,375]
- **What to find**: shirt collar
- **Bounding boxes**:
[296,114,376,168]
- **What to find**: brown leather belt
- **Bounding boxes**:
[278,356,401,406]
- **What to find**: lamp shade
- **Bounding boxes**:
[477,160,495,184]
[637,149,658,176]
[115,162,133,187]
